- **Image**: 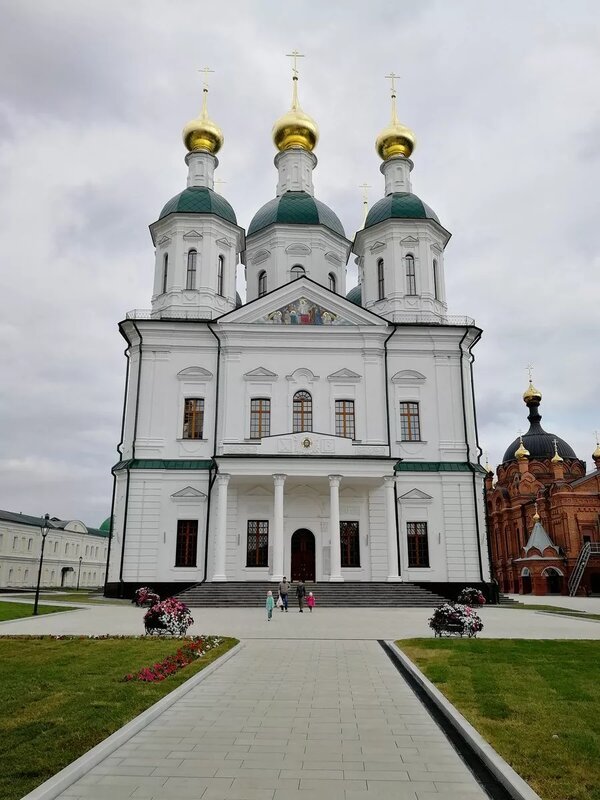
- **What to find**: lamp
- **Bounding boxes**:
[33,513,50,616]
[77,555,83,589]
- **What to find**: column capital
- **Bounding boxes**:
[273,473,287,487]
[217,472,231,485]
[383,475,396,487]
[328,474,343,488]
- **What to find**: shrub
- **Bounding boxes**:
[457,586,486,606]
[429,602,484,638]
[143,597,193,636]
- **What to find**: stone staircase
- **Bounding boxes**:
[498,593,522,606]
[176,581,448,608]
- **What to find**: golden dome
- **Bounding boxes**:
[533,508,540,522]
[182,87,223,155]
[523,379,542,404]
[376,81,415,160]
[593,440,600,459]
[551,439,564,464]
[272,76,319,152]
[515,437,530,460]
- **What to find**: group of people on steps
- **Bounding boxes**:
[266,577,315,620]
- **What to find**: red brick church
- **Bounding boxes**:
[485,380,600,596]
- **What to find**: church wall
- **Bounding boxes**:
[367,485,388,580]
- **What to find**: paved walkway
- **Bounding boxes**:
[56,639,488,800]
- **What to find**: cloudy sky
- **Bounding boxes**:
[0,0,598,526]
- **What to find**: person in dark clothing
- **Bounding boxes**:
[296,579,306,612]
[278,577,289,611]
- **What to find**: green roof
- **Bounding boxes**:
[113,459,214,471]
[248,191,345,238]
[365,193,439,228]
[100,517,111,532]
[394,461,487,473]
[346,284,362,306]
[159,186,237,225]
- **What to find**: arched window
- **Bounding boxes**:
[328,273,336,292]
[293,391,313,432]
[290,264,305,280]
[433,259,439,300]
[406,254,416,295]
[217,255,224,296]
[162,253,168,294]
[377,259,385,300]
[258,271,267,297]
[186,250,197,290]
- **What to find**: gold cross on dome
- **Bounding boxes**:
[526,363,534,382]
[385,71,400,95]
[286,49,305,77]
[595,430,599,445]
[359,183,371,204]
[197,66,215,91]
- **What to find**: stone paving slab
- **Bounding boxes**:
[53,640,489,800]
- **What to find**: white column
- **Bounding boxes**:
[384,475,401,581]
[272,474,286,581]
[329,474,343,582]
[213,473,230,581]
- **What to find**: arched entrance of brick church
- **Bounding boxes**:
[291,529,315,582]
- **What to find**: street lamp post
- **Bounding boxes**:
[77,556,83,589]
[33,513,50,616]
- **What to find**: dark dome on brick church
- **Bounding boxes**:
[502,381,578,464]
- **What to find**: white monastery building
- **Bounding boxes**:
[105,66,491,597]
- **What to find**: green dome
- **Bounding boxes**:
[346,284,362,306]
[248,191,345,238]
[100,517,111,532]
[159,186,237,225]
[365,193,439,228]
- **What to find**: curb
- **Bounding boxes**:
[21,639,244,800]
[386,641,542,800]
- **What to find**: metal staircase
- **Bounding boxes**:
[568,542,600,596]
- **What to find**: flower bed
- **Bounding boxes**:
[457,586,486,606]
[133,586,160,607]
[429,602,483,638]
[123,636,223,682]
[143,597,193,636]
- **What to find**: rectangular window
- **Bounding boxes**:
[400,401,421,441]
[247,520,269,567]
[250,398,270,439]
[340,521,360,567]
[406,255,417,295]
[183,398,204,439]
[407,521,429,567]
[335,399,355,439]
[175,520,198,567]
[217,255,224,296]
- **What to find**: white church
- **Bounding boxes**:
[105,66,490,598]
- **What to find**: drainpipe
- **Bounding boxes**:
[383,325,402,576]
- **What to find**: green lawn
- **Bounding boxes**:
[0,600,76,621]
[509,605,600,622]
[398,639,600,800]
[0,635,237,800]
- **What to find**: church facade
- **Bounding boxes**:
[105,70,490,597]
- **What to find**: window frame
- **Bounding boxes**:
[340,521,360,567]
[377,258,385,300]
[175,519,198,568]
[406,254,416,295]
[186,249,197,290]
[328,272,336,293]
[250,397,271,439]
[162,253,168,294]
[246,520,269,567]
[183,397,205,440]
[433,258,439,300]
[258,270,267,297]
[293,390,313,433]
[407,521,429,568]
[399,401,421,442]
[335,399,356,440]
[290,264,305,280]
[217,255,224,296]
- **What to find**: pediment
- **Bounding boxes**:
[183,229,203,240]
[398,488,433,501]
[369,240,386,254]
[401,235,419,244]
[217,279,388,328]
[327,368,361,383]
[244,367,279,380]
[216,237,233,248]
[250,249,270,265]
[286,367,319,383]
[246,485,271,497]
[177,366,213,381]
[156,235,171,246]
[171,486,207,499]
[285,243,311,255]
[391,369,426,385]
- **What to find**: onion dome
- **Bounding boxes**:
[346,284,363,307]
[182,85,223,154]
[272,71,318,152]
[502,383,578,463]
[375,79,416,160]
[551,440,564,464]
[523,380,542,404]
[365,193,439,229]
[515,437,530,460]
[593,439,600,461]
[248,191,345,237]
[159,186,237,225]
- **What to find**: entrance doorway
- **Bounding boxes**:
[543,567,563,594]
[291,529,315,581]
